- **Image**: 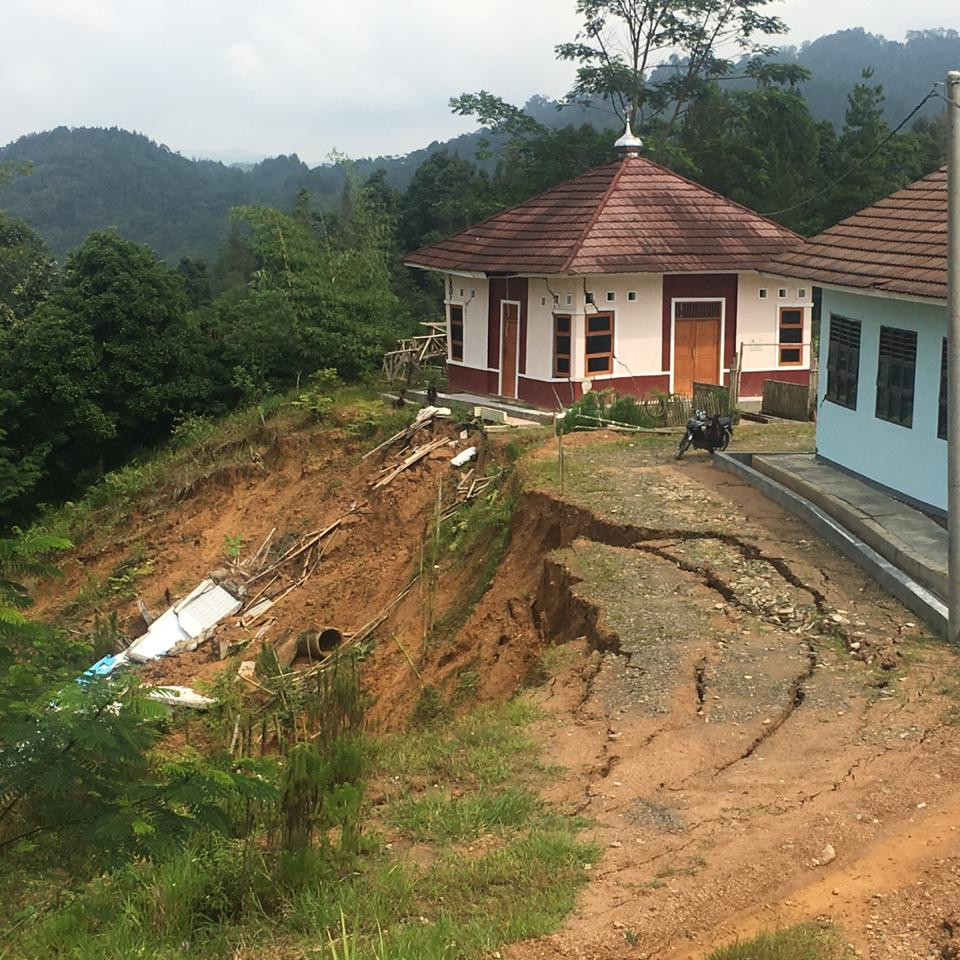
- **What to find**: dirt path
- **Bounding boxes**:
[499,432,960,960]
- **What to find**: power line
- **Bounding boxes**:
[759,84,942,219]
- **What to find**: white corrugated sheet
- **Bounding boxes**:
[127,580,240,663]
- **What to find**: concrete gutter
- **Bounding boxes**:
[714,451,947,634]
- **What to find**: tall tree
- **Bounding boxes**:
[678,72,823,233]
[822,71,942,225]
[397,151,494,253]
[554,0,787,139]
[3,231,211,510]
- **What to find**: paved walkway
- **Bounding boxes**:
[752,454,947,601]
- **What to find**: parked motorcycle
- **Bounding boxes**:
[675,410,734,459]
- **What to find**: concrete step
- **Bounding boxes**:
[751,454,947,603]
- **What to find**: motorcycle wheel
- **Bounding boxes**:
[718,432,730,452]
[675,434,692,459]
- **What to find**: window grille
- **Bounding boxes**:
[875,325,917,428]
[585,313,614,375]
[778,308,803,365]
[553,315,571,377]
[939,337,948,440]
[825,315,861,410]
[449,305,464,362]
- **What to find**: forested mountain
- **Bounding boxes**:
[786,28,959,126]
[1,28,957,264]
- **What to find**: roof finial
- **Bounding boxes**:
[614,119,642,158]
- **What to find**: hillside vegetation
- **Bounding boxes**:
[1,28,956,262]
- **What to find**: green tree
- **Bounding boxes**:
[214,173,402,390]
[177,256,212,307]
[397,151,494,252]
[0,212,56,324]
[554,0,787,138]
[678,76,822,232]
[2,231,212,512]
[816,71,944,226]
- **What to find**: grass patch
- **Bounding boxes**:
[59,546,155,620]
[12,701,592,960]
[388,786,542,842]
[372,699,541,786]
[706,923,856,960]
[427,475,517,646]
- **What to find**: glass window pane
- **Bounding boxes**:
[556,358,570,375]
[556,316,570,333]
[588,315,611,333]
[780,328,802,344]
[780,348,801,364]
[556,335,570,355]
[587,356,610,373]
[586,334,612,355]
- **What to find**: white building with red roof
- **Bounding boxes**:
[405,127,812,408]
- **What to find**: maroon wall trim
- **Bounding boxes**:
[517,374,671,411]
[487,277,529,374]
[662,274,739,373]
[738,368,809,396]
[448,363,498,396]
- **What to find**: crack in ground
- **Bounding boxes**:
[529,492,836,788]
[711,641,818,778]
[694,658,707,715]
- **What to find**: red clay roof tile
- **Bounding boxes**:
[767,167,947,301]
[404,156,801,276]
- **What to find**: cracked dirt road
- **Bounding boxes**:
[503,428,960,960]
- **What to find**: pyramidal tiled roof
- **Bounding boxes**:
[404,155,802,276]
[768,167,947,301]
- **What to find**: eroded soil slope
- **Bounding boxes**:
[38,415,960,960]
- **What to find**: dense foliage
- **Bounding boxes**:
[0,170,402,529]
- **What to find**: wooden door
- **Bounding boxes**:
[674,301,722,396]
[500,303,519,398]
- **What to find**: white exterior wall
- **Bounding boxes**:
[524,274,663,382]
[817,288,947,513]
[737,271,814,376]
[445,276,488,371]
[442,270,813,398]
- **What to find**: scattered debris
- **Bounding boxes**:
[371,437,451,489]
[813,843,837,867]
[362,405,451,461]
[146,685,216,710]
[451,446,478,468]
[80,651,129,680]
[127,580,242,663]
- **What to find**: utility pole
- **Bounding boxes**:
[948,70,960,644]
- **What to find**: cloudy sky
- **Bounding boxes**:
[2,0,954,165]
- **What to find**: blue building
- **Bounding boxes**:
[770,168,948,516]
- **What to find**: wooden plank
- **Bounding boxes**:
[761,379,810,421]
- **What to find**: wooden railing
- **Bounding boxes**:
[382,322,448,383]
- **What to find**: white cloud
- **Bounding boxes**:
[0,0,956,164]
